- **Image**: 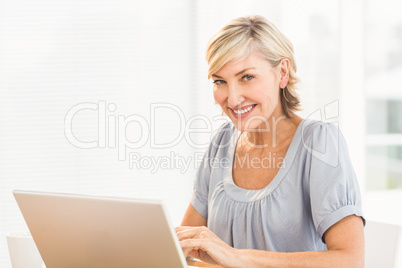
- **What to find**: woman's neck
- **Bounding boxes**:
[242,106,302,151]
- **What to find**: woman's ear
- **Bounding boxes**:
[279,58,290,88]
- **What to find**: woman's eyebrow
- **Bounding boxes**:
[235,67,256,76]
[212,67,256,79]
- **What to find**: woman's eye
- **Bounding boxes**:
[242,75,254,81]
[213,80,225,85]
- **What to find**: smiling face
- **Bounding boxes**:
[212,50,287,132]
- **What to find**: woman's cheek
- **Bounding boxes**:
[213,88,225,107]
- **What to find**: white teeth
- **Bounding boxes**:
[234,105,255,114]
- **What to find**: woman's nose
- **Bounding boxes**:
[227,84,245,109]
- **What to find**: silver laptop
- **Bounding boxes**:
[13,190,192,268]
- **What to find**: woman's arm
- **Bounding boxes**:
[177,215,365,268]
[181,203,207,227]
[238,215,365,268]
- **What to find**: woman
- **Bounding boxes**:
[176,15,365,267]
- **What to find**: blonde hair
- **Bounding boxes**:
[206,15,300,118]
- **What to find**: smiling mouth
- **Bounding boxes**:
[231,104,257,115]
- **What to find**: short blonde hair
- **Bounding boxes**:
[206,15,300,118]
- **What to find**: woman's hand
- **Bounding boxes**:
[175,226,240,267]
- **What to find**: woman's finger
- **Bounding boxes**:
[180,238,210,252]
[175,226,201,232]
[176,228,207,241]
[175,225,206,232]
[176,226,211,240]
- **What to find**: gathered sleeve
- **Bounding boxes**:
[304,121,365,242]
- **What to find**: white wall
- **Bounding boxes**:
[0,1,200,266]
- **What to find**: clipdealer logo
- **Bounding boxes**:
[64,101,229,172]
[64,100,341,172]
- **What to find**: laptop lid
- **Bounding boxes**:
[13,190,188,268]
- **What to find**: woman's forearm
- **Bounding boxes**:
[237,248,364,268]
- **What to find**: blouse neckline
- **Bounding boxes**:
[222,119,306,202]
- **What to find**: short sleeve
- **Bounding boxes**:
[305,122,365,242]
[190,122,230,220]
[190,148,211,219]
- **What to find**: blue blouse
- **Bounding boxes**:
[191,119,365,252]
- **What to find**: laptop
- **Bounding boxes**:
[13,190,196,268]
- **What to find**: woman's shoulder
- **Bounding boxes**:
[297,119,347,168]
[205,121,237,157]
[298,119,342,145]
[210,121,237,145]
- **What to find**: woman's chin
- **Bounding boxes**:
[230,117,268,133]
[231,122,259,133]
